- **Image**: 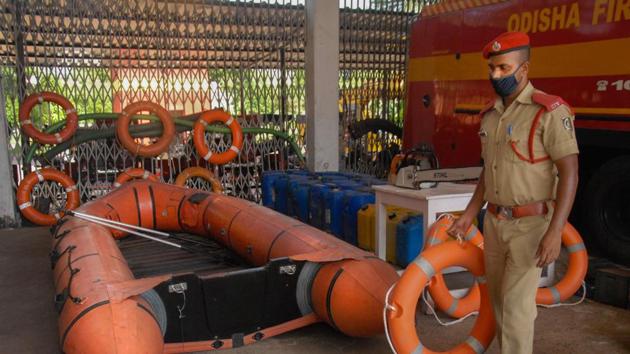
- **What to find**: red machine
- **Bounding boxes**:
[403,0,630,264]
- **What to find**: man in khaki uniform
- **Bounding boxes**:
[448,32,579,354]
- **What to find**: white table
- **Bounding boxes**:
[372,183,555,288]
[372,183,475,261]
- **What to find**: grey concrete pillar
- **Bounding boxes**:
[305,0,339,172]
[0,73,19,228]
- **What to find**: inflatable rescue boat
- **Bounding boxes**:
[50,180,399,353]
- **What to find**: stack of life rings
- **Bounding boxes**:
[16,92,243,225]
[384,215,588,354]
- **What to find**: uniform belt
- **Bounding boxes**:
[487,201,548,220]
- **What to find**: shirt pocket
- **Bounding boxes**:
[507,123,549,163]
[504,125,529,163]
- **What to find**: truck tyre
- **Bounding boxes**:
[583,156,630,266]
[348,118,402,140]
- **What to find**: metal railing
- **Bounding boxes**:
[0,0,423,223]
[339,0,422,178]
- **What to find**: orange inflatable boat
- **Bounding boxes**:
[50,180,398,353]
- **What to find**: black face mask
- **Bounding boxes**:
[490,62,525,98]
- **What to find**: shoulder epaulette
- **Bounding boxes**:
[532,91,573,114]
[479,100,495,117]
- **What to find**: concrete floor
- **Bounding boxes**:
[1,227,630,354]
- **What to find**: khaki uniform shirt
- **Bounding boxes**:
[479,82,579,206]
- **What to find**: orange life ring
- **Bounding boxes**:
[19,92,78,144]
[387,241,495,354]
[427,218,588,312]
[536,222,588,305]
[425,216,484,318]
[114,168,160,188]
[116,101,175,157]
[193,109,243,165]
[16,168,80,226]
[174,166,223,193]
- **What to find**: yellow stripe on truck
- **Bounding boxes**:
[408,37,630,82]
[422,0,506,17]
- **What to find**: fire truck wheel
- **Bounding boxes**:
[583,155,630,266]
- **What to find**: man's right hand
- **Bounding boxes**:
[446,215,473,241]
[445,168,485,241]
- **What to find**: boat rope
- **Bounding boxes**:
[65,245,84,305]
[537,281,587,308]
[421,287,478,326]
[383,283,398,354]
[50,244,74,269]
[50,217,69,236]
[54,245,84,313]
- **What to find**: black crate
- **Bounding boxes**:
[583,256,617,299]
[594,267,630,309]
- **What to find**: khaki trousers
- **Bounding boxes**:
[483,211,551,354]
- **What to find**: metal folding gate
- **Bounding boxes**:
[0,0,422,223]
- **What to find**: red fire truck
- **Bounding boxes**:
[402,0,630,264]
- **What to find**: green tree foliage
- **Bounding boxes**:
[2,66,113,127]
[208,68,305,116]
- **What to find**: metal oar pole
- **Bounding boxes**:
[66,210,183,249]
[69,210,171,237]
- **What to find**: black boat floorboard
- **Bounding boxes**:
[117,233,249,278]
